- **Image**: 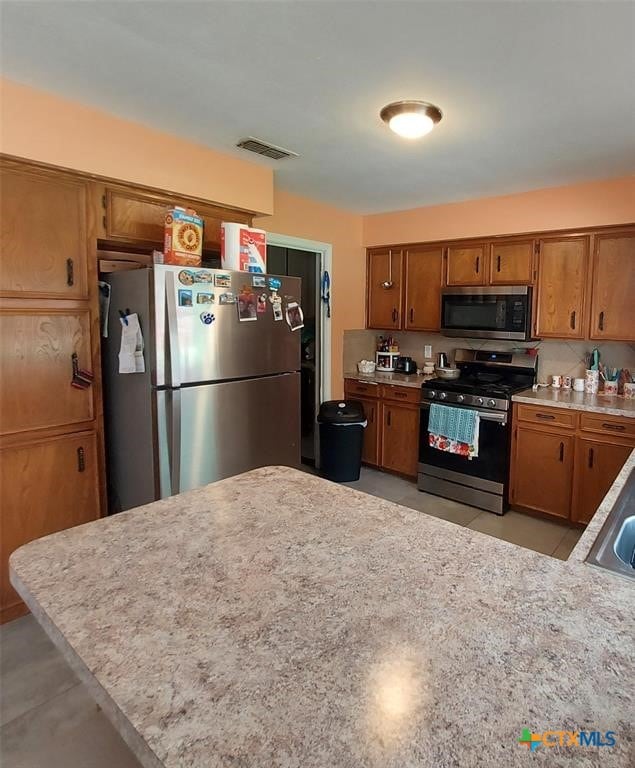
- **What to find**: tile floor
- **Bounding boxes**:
[0,467,583,767]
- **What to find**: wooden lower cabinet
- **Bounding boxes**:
[380,402,419,477]
[0,431,101,622]
[357,397,379,466]
[510,426,574,519]
[571,439,633,524]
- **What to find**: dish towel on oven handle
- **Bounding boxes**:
[428,403,480,459]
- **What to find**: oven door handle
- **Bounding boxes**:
[420,402,507,424]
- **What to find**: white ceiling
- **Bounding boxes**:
[2,1,634,213]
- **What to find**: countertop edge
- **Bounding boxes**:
[8,566,164,768]
[344,371,430,390]
[512,388,635,417]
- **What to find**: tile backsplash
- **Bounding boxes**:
[344,329,635,384]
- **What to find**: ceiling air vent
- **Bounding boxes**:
[236,137,298,160]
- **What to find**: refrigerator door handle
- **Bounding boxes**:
[165,270,181,387]
[169,389,182,496]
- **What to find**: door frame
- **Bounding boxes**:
[265,233,332,404]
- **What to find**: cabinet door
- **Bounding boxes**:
[446,243,487,286]
[571,439,632,524]
[510,426,573,519]
[1,431,101,620]
[589,232,635,341]
[380,402,419,477]
[104,188,252,250]
[0,309,94,435]
[358,397,380,466]
[404,245,443,331]
[489,240,534,285]
[535,236,588,338]
[367,249,403,329]
[0,166,89,299]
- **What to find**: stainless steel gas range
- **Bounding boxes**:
[418,349,538,515]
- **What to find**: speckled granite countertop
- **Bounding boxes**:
[10,467,634,768]
[344,371,431,389]
[513,387,635,417]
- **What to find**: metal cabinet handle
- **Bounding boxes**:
[369,407,374,424]
[409,307,414,322]
[77,446,85,472]
[535,412,556,420]
[394,391,407,398]
[570,311,576,329]
[66,258,74,287]
[598,311,605,331]
[475,255,480,274]
[559,442,565,462]
[602,422,626,432]
[588,448,594,469]
[496,254,501,272]
[387,410,391,427]
[392,308,397,323]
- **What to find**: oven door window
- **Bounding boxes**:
[419,406,509,484]
[442,295,507,332]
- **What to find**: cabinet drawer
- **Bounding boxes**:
[579,413,635,441]
[380,384,422,405]
[515,404,577,429]
[344,379,380,398]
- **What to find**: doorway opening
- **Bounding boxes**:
[266,237,331,466]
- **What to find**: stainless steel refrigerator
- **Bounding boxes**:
[103,264,301,513]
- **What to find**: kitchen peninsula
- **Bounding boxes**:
[10,464,634,767]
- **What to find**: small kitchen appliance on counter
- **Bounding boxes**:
[418,348,538,514]
[395,356,417,375]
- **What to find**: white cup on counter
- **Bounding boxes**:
[573,378,585,392]
[551,374,562,389]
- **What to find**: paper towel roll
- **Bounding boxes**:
[221,223,267,273]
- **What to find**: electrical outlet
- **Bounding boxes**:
[424,345,432,359]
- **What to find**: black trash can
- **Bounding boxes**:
[317,400,367,482]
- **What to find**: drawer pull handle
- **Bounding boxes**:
[394,391,407,398]
[77,447,85,472]
[598,311,605,331]
[535,413,556,420]
[66,258,74,287]
[559,442,565,462]
[602,422,626,432]
[588,448,594,469]
[570,310,576,329]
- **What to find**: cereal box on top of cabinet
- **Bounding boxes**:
[164,207,203,266]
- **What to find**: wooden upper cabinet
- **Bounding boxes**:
[103,187,252,250]
[404,245,443,331]
[0,309,94,436]
[589,232,635,341]
[489,239,534,285]
[1,431,101,620]
[367,248,403,329]
[446,243,487,286]
[534,236,588,338]
[571,438,632,524]
[511,426,574,519]
[0,166,89,299]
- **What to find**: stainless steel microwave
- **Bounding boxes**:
[440,286,532,341]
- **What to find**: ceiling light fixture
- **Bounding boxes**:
[380,100,443,139]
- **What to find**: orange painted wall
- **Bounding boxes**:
[0,78,273,214]
[364,176,635,245]
[254,190,364,397]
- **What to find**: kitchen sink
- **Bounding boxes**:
[586,469,635,581]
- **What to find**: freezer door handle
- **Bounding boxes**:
[165,270,181,387]
[169,389,182,496]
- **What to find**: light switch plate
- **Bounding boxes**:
[424,345,432,359]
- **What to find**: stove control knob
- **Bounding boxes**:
[476,397,484,406]
[487,399,497,408]
[457,394,465,403]
[439,392,447,400]
[428,391,436,399]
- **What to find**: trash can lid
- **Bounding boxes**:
[317,399,366,424]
